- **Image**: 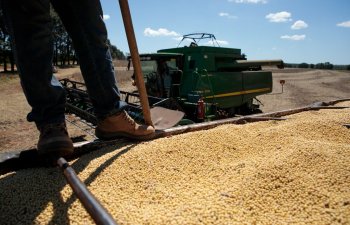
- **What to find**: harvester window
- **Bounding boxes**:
[166,60,177,71]
[140,60,157,73]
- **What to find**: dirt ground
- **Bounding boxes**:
[0,65,349,153]
[259,68,350,112]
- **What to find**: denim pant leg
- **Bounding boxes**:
[51,0,123,120]
[2,0,66,127]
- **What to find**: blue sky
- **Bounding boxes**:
[100,0,350,65]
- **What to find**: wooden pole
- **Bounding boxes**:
[119,0,153,126]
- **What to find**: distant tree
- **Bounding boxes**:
[315,62,334,70]
[0,7,124,72]
[298,63,309,68]
[107,39,125,60]
[284,63,298,68]
[310,64,315,69]
[324,62,333,70]
[51,9,124,64]
[0,9,15,73]
[315,63,324,69]
[347,65,350,70]
[51,9,76,66]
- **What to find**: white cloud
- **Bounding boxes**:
[144,28,180,37]
[291,20,308,30]
[230,0,267,4]
[217,40,229,45]
[173,36,183,42]
[103,15,110,20]
[337,20,350,28]
[205,40,229,46]
[219,12,237,19]
[280,34,306,41]
[266,11,292,23]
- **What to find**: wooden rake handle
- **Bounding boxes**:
[119,0,153,126]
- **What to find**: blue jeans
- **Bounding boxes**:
[2,0,122,127]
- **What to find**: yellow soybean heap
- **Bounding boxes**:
[1,102,350,224]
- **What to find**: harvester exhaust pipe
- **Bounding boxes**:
[235,59,284,69]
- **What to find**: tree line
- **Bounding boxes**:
[284,62,350,70]
[0,8,126,73]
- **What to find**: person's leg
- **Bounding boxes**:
[51,0,121,119]
[2,0,73,156]
[2,0,66,126]
[51,0,155,140]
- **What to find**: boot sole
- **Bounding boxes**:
[38,140,74,157]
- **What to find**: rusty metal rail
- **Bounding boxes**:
[0,99,349,174]
[57,157,118,225]
[154,100,350,138]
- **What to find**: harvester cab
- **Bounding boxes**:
[128,54,184,99]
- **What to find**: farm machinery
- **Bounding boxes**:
[60,33,284,126]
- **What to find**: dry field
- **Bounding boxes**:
[259,68,350,112]
[0,66,349,153]
[0,64,349,224]
[0,61,135,152]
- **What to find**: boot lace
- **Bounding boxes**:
[122,111,136,125]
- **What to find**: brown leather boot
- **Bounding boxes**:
[37,123,74,157]
[95,111,155,141]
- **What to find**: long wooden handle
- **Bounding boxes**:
[119,0,153,126]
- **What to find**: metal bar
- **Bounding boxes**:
[1,98,350,173]
[310,106,350,110]
[119,0,153,126]
[156,103,348,138]
[244,116,287,122]
[235,59,284,68]
[321,98,350,106]
[57,158,118,225]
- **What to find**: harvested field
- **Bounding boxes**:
[1,102,350,224]
[0,66,350,224]
[0,67,349,153]
[259,68,350,112]
[0,62,134,152]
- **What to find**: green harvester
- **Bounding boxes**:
[129,33,284,123]
[61,33,284,126]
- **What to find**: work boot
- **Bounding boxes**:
[37,122,74,158]
[95,111,155,141]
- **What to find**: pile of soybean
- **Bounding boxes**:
[1,102,350,224]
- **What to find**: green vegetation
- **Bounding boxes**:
[0,7,126,73]
[0,10,15,73]
[285,62,350,70]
